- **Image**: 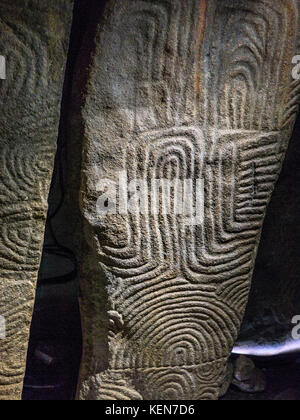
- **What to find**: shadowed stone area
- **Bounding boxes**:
[0,0,73,400]
[222,355,300,400]
[72,0,300,400]
[238,115,300,352]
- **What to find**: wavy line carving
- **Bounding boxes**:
[0,1,73,400]
[79,0,300,400]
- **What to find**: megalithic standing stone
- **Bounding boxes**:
[0,0,73,400]
[76,0,300,400]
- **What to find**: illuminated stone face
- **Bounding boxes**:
[0,1,73,400]
[76,0,300,400]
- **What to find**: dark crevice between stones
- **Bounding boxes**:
[22,0,109,401]
[239,112,300,349]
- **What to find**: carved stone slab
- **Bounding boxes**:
[76,0,300,400]
[0,0,73,400]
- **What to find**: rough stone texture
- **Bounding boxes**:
[238,112,300,350]
[222,354,300,400]
[76,0,300,400]
[232,355,266,393]
[0,0,73,400]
